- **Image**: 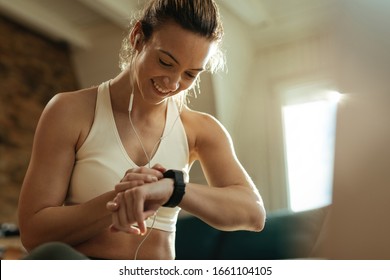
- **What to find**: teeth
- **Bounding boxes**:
[153,80,170,94]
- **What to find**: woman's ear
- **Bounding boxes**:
[130,21,144,50]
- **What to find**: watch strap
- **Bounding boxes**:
[162,169,186,208]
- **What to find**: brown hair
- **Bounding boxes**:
[119,0,225,73]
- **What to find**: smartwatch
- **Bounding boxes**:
[162,169,186,207]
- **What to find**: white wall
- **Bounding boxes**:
[208,4,341,212]
[316,0,390,259]
[212,6,257,133]
[233,34,337,211]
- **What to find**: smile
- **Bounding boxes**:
[152,79,171,95]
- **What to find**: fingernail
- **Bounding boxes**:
[147,175,157,182]
[107,201,117,207]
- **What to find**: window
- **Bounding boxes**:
[281,83,340,212]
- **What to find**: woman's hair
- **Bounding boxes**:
[119,0,225,74]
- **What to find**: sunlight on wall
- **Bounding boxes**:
[282,90,341,212]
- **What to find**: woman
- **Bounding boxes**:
[18,0,265,260]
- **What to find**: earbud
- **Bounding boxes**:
[134,34,140,45]
[134,33,144,47]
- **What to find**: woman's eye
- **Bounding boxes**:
[186,72,196,79]
[159,59,172,67]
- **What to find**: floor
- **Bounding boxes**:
[0,237,26,260]
[0,184,24,259]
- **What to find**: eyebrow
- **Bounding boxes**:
[158,49,204,72]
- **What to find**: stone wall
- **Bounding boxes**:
[0,15,79,223]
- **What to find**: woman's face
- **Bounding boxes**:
[133,21,215,105]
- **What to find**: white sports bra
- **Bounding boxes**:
[66,81,190,232]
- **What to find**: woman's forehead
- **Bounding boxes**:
[149,22,216,68]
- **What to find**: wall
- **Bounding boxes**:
[316,0,390,259]
[207,4,340,212]
[212,5,257,133]
[233,34,337,211]
[71,24,123,88]
[0,15,79,223]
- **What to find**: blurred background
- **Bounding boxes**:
[0,0,389,259]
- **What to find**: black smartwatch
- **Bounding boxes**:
[162,169,186,208]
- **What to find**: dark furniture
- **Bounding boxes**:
[175,206,328,260]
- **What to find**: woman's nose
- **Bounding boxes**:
[163,76,180,91]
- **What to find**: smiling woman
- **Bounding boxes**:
[127,20,215,105]
[17,0,265,260]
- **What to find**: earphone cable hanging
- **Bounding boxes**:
[128,91,159,260]
[127,55,183,259]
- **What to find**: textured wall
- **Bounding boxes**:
[0,15,79,223]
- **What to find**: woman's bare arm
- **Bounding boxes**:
[180,110,266,232]
[18,91,116,251]
[106,109,266,234]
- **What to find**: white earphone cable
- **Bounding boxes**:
[128,92,181,260]
[128,92,159,260]
[126,42,183,257]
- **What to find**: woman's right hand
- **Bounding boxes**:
[106,164,167,234]
[115,164,166,192]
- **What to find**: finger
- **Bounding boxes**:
[131,189,147,235]
[137,210,158,236]
[111,194,142,235]
[106,200,119,212]
[111,212,123,232]
[110,195,125,231]
[115,180,145,193]
[131,166,164,178]
[121,168,146,183]
[138,166,164,180]
[117,192,132,230]
[123,167,140,175]
[144,209,158,221]
[152,164,166,174]
[110,213,122,232]
[120,190,149,236]
[110,193,132,232]
[138,221,147,236]
[120,173,159,184]
[121,172,153,183]
[110,215,141,235]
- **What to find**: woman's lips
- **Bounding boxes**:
[152,79,171,96]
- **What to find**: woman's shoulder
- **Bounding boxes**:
[181,106,232,145]
[182,106,227,131]
[41,86,98,129]
[181,105,217,124]
[38,86,99,148]
[47,86,98,114]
